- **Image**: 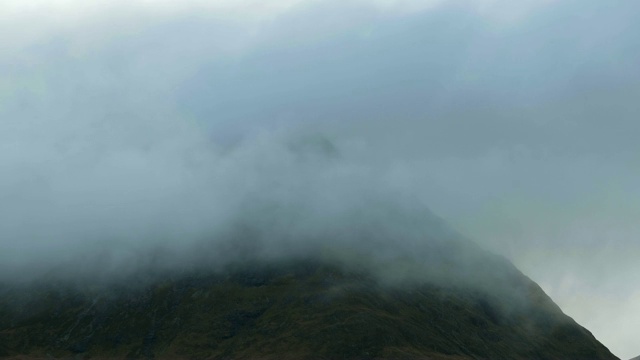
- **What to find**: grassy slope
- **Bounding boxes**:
[0,260,618,360]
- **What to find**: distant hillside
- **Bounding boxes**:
[0,259,618,359]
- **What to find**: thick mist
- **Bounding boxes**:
[0,121,464,283]
[1,0,639,357]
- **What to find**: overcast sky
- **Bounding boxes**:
[1,1,639,358]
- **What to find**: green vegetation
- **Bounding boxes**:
[0,260,617,359]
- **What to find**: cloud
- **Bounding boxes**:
[1,0,639,357]
[0,0,561,57]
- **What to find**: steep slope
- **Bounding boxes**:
[0,259,617,359]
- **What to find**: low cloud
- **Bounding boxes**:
[1,0,639,357]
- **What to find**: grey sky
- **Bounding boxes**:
[1,1,639,357]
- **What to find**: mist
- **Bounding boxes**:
[1,0,639,358]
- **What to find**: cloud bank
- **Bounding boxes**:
[1,0,639,357]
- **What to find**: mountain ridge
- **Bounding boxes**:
[0,257,618,359]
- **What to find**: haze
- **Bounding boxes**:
[1,0,638,358]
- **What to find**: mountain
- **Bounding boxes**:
[0,257,618,359]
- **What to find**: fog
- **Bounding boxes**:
[1,0,639,358]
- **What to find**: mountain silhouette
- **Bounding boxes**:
[0,254,617,359]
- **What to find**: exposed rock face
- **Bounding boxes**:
[0,260,618,359]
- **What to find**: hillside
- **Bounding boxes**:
[0,258,618,359]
